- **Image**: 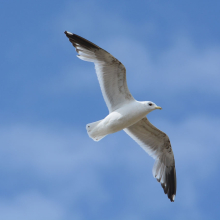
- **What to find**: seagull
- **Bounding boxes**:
[64,31,176,202]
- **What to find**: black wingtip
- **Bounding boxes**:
[161,166,176,202]
[64,31,73,37]
[64,31,101,51]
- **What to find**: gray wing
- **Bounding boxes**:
[124,117,176,202]
[64,31,134,112]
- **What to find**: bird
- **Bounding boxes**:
[64,31,176,202]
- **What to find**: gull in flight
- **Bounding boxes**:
[64,31,176,202]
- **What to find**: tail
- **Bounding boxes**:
[86,120,106,142]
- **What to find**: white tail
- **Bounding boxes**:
[86,120,106,141]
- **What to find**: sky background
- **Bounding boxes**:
[1,0,220,219]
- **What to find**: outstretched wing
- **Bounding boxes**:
[64,31,134,112]
[124,117,176,202]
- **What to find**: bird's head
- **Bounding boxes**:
[144,101,162,113]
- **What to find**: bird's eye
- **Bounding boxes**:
[149,103,152,106]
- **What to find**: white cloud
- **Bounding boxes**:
[0,192,65,220]
[0,113,219,219]
[105,34,220,98]
[51,1,220,98]
[53,20,220,103]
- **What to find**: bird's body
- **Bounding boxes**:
[87,100,155,141]
[64,31,177,202]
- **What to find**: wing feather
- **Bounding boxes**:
[64,31,134,112]
[124,117,176,202]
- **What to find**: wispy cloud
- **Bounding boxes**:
[0,191,65,220]
[52,4,220,101]
[0,114,219,219]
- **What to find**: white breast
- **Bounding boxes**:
[99,101,148,134]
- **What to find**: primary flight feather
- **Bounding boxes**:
[64,31,176,202]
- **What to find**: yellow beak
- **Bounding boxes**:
[155,106,162,110]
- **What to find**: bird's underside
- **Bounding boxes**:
[64,31,177,202]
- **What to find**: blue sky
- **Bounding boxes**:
[1,0,220,219]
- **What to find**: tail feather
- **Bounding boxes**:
[86,120,106,141]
